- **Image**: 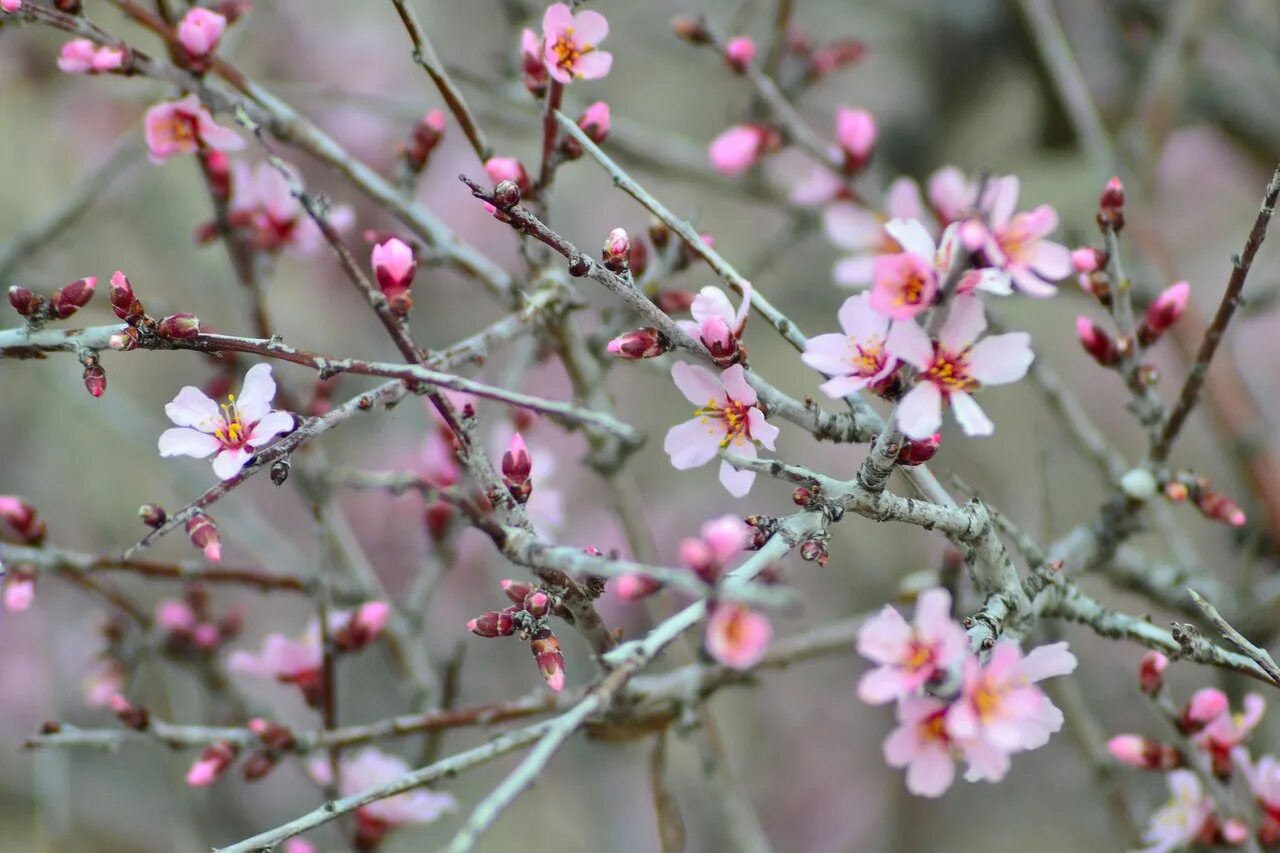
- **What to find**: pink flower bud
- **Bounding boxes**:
[898,433,941,466]
[578,101,611,147]
[1195,489,1246,528]
[519,28,549,96]
[700,315,741,367]
[523,590,551,619]
[3,573,35,612]
[371,237,416,310]
[530,626,565,692]
[1076,317,1119,367]
[109,270,144,321]
[185,741,237,787]
[468,608,517,638]
[8,286,38,317]
[1138,281,1190,346]
[602,227,630,271]
[240,750,279,783]
[51,276,96,319]
[403,109,446,172]
[1139,651,1168,695]
[1181,688,1229,732]
[606,328,670,360]
[835,107,876,171]
[657,289,697,315]
[0,496,39,538]
[807,38,867,79]
[709,124,768,176]
[186,513,221,562]
[91,46,125,72]
[502,433,532,487]
[177,8,227,59]
[615,573,662,600]
[248,718,296,751]
[57,39,98,74]
[110,694,150,730]
[82,363,106,398]
[1098,176,1125,231]
[485,157,531,194]
[192,623,221,649]
[501,579,537,605]
[1071,247,1102,274]
[157,313,201,340]
[335,602,390,651]
[157,599,197,632]
[1106,734,1181,770]
[1221,819,1250,846]
[1,1,22,13]
[725,35,756,72]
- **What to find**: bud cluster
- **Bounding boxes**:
[1164,472,1247,528]
[0,495,46,545]
[8,276,95,324]
[157,585,242,658]
[467,579,567,692]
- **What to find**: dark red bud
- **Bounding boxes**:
[468,608,517,638]
[671,14,710,43]
[157,313,201,340]
[51,277,96,319]
[897,433,941,466]
[1076,317,1120,367]
[529,626,566,691]
[501,579,537,605]
[186,513,221,562]
[523,590,551,619]
[606,328,671,360]
[240,750,278,782]
[8,286,39,317]
[82,364,106,398]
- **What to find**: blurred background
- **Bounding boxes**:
[1,0,1279,850]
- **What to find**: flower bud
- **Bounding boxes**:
[615,573,662,600]
[519,27,549,96]
[578,101,610,144]
[1137,281,1190,347]
[186,741,237,787]
[897,433,941,466]
[7,286,39,317]
[529,626,566,692]
[109,694,150,730]
[186,513,221,562]
[334,602,390,652]
[492,180,522,210]
[50,276,96,319]
[602,227,630,272]
[371,238,416,315]
[424,500,453,541]
[671,14,710,43]
[468,607,517,638]
[501,579,537,604]
[402,108,446,173]
[484,157,531,195]
[800,538,828,566]
[109,270,145,322]
[1164,481,1190,503]
[523,590,551,619]
[700,315,742,367]
[247,717,296,751]
[1180,688,1229,733]
[1071,247,1102,274]
[835,107,876,172]
[1195,488,1246,528]
[157,313,201,340]
[627,237,649,278]
[177,7,226,60]
[109,327,140,351]
[82,363,106,398]
[1139,651,1168,695]
[0,496,43,543]
[502,433,533,503]
[240,750,279,782]
[792,486,813,507]
[807,38,868,79]
[606,327,671,360]
[1106,734,1181,770]
[3,568,35,612]
[725,35,756,72]
[1097,176,1125,232]
[1076,317,1119,367]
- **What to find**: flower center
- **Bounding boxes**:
[696,397,753,448]
[895,269,930,307]
[972,683,999,720]
[551,28,593,72]
[850,337,885,375]
[922,710,949,743]
[164,113,198,146]
[214,394,248,449]
[903,641,932,672]
[926,347,978,394]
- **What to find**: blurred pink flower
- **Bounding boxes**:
[159,364,295,480]
[835,107,876,167]
[3,573,34,611]
[709,125,769,176]
[1,1,21,13]
[177,8,226,58]
[884,697,957,797]
[978,175,1072,296]
[926,167,977,226]
[144,95,243,164]
[725,36,756,71]
[227,161,353,254]
[542,3,612,83]
[824,180,923,286]
[82,660,125,708]
[1194,692,1264,774]
[886,295,1034,439]
[1138,770,1213,853]
[678,514,750,582]
[705,604,772,670]
[663,362,779,497]
[310,748,457,828]
[57,39,125,74]
[855,588,966,704]
[801,292,898,398]
[869,219,942,320]
[156,599,197,632]
[1182,687,1230,731]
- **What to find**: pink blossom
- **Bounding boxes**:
[886,295,1034,439]
[580,100,610,140]
[310,748,457,827]
[789,163,845,207]
[227,161,353,254]
[945,641,1077,778]
[678,283,751,364]
[1138,770,1214,853]
[58,40,123,75]
[185,744,235,787]
[283,841,317,853]
[705,604,772,670]
[855,588,967,704]
[835,107,876,167]
[926,166,977,226]
[541,3,612,83]
[484,156,529,190]
[1194,693,1264,774]
[3,574,34,612]
[663,362,780,497]
[1182,687,1229,731]
[615,573,662,601]
[824,180,924,286]
[159,364,295,480]
[869,219,942,320]
[883,697,958,797]
[144,95,244,164]
[709,125,769,176]
[177,8,226,59]
[519,28,549,93]
[801,292,899,397]
[978,175,1073,296]
[1242,753,1280,811]
[371,237,416,298]
[156,599,197,632]
[679,514,750,582]
[227,631,321,683]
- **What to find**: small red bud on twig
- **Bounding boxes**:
[186,513,221,562]
[671,14,710,43]
[109,271,145,323]
[468,607,518,638]
[529,626,566,692]
[606,327,671,360]
[1076,317,1120,367]
[138,503,167,528]
[157,313,201,340]
[897,433,941,466]
[1097,176,1125,232]
[8,286,40,318]
[82,363,106,398]
[1137,281,1190,347]
[501,579,537,605]
[1139,651,1168,695]
[50,276,96,319]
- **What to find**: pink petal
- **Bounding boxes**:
[664,418,721,470]
[1010,267,1058,297]
[823,202,882,251]
[936,295,986,351]
[833,254,875,287]
[246,411,295,448]
[927,166,973,223]
[884,218,935,260]
[542,2,574,37]
[197,118,245,152]
[746,407,779,449]
[819,374,871,398]
[718,446,756,497]
[236,363,277,423]
[960,738,1012,783]
[801,332,854,374]
[906,746,956,797]
[572,9,609,44]
[885,177,925,221]
[165,386,221,429]
[885,321,934,371]
[1031,239,1073,280]
[709,125,763,176]
[949,392,993,436]
[838,291,890,341]
[691,286,737,325]
[966,332,1033,385]
[212,447,253,480]
[574,50,612,80]
[883,722,922,767]
[913,588,954,637]
[985,175,1019,229]
[895,382,943,440]
[158,427,221,459]
[1013,642,1078,683]
[856,605,913,663]
[720,364,757,406]
[671,361,726,407]
[858,666,908,704]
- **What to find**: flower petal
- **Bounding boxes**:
[212,447,253,480]
[966,332,1033,385]
[574,51,612,80]
[937,295,986,351]
[906,746,956,798]
[158,427,220,459]
[572,9,609,44]
[824,202,882,251]
[837,292,889,341]
[237,363,277,424]
[746,407,779,450]
[949,392,993,436]
[691,287,736,325]
[985,175,1019,229]
[819,374,871,398]
[246,410,295,448]
[884,218,935,260]
[671,361,726,407]
[885,321,933,371]
[664,418,721,470]
[885,177,925,221]
[834,254,875,288]
[165,386,222,430]
[720,364,757,406]
[895,382,942,439]
[1031,239,1073,280]
[718,451,756,497]
[801,333,853,375]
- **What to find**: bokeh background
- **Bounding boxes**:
[1,0,1279,850]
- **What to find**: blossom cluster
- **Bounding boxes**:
[855,589,1077,797]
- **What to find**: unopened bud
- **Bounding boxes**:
[0,496,43,544]
[529,626,566,691]
[402,108,446,173]
[1139,651,1168,695]
[671,14,709,43]
[247,717,296,751]
[602,227,630,272]
[1097,176,1125,232]
[240,750,279,782]
[792,486,812,506]
[468,607,517,638]
[203,150,232,202]
[897,433,941,466]
[578,100,610,144]
[186,513,221,562]
[628,238,649,278]
[1071,248,1103,274]
[615,573,662,600]
[109,327,140,351]
[334,601,390,652]
[700,315,742,367]
[269,459,290,486]
[137,504,166,528]
[725,35,756,72]
[835,107,876,173]
[492,179,522,210]
[606,327,671,360]
[1164,481,1190,503]
[799,539,828,566]
[82,363,106,398]
[1138,281,1190,347]
[502,433,533,501]
[807,38,868,79]
[1180,688,1229,733]
[109,694,149,730]
[1076,317,1119,367]
[371,238,416,316]
[8,286,39,317]
[523,590,551,619]
[502,579,537,604]
[1195,488,1246,528]
[157,313,201,340]
[50,276,96,319]
[109,270,145,322]
[186,741,238,787]
[1106,734,1181,770]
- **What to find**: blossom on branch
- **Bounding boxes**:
[977,176,1072,296]
[309,748,457,848]
[663,362,779,497]
[158,363,295,480]
[57,39,125,74]
[705,603,772,670]
[144,95,244,163]
[855,588,967,704]
[542,3,612,83]
[679,283,752,367]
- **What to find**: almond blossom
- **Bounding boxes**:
[802,293,899,398]
[158,363,295,480]
[1194,692,1264,774]
[678,514,751,583]
[541,3,612,84]
[144,95,244,164]
[885,295,1034,439]
[824,179,924,287]
[309,748,457,847]
[678,283,751,366]
[945,641,1077,779]
[705,603,772,670]
[663,362,779,497]
[1138,770,1215,853]
[1242,753,1280,843]
[977,175,1072,296]
[227,161,353,254]
[883,697,958,797]
[855,587,967,704]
